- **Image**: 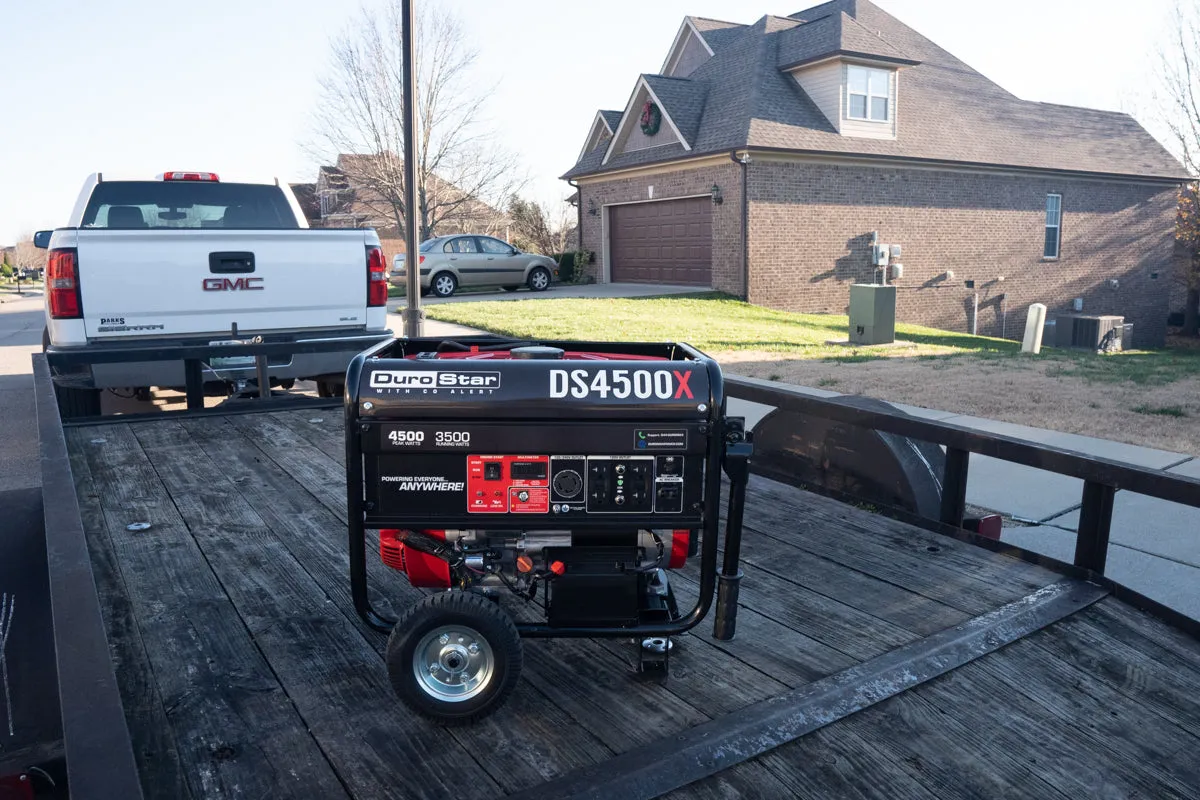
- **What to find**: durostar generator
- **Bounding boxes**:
[345,336,751,724]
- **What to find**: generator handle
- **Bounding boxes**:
[713,421,752,641]
[346,352,401,632]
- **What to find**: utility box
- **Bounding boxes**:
[849,284,897,345]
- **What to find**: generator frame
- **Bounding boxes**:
[344,335,750,647]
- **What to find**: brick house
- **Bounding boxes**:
[300,155,511,265]
[562,0,1188,345]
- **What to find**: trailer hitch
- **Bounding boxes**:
[713,419,752,641]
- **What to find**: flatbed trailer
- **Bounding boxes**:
[25,353,1200,799]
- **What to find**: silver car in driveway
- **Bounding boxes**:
[390,234,558,297]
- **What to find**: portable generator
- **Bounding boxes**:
[345,336,751,724]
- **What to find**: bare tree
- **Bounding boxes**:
[1156,2,1200,335]
[507,197,575,256]
[8,238,45,273]
[312,2,525,241]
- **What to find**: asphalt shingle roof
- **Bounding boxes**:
[564,0,1185,181]
[599,110,623,133]
[644,75,708,145]
[689,16,746,51]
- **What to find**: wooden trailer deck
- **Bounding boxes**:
[63,410,1200,799]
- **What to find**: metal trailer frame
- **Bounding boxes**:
[342,336,752,641]
[28,351,1200,798]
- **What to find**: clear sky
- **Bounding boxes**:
[0,0,1181,245]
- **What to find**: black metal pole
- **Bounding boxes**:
[714,420,751,641]
[400,0,423,339]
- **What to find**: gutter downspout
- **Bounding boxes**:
[730,151,749,301]
[567,178,583,268]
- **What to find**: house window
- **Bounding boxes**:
[1044,194,1062,259]
[847,66,890,122]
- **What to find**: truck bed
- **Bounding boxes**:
[64,411,1200,799]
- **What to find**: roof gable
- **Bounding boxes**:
[661,18,714,76]
[564,0,1186,181]
[604,76,701,163]
[577,110,620,162]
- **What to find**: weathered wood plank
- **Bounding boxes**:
[976,635,1200,796]
[1088,597,1200,671]
[224,412,348,521]
[131,419,508,799]
[736,493,1043,615]
[66,432,192,800]
[753,724,945,800]
[516,635,710,755]
[712,537,969,637]
[178,416,407,625]
[179,415,617,793]
[825,680,1075,800]
[703,559,915,660]
[71,423,350,799]
[671,572,857,687]
[918,660,1180,799]
[741,476,1057,592]
[271,408,347,465]
[591,631,788,719]
[1030,610,1200,741]
[661,762,797,799]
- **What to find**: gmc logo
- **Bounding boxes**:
[203,277,263,291]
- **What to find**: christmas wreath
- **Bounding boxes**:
[639,101,662,136]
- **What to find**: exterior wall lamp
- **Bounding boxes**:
[588,199,599,217]
[711,184,723,205]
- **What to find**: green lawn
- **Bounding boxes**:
[423,292,1200,384]
[424,292,1020,360]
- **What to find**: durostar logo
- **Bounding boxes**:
[369,370,501,390]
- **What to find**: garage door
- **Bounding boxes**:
[610,197,712,285]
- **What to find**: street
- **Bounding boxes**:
[0,293,44,492]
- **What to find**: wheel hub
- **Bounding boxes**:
[414,625,494,701]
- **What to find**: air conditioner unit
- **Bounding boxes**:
[1059,315,1125,351]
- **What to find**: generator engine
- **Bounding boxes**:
[345,337,750,724]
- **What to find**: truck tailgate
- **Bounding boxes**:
[76,229,371,339]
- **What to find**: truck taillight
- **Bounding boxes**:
[161,171,219,181]
[367,245,388,307]
[47,248,82,319]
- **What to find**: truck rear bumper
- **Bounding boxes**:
[47,329,393,390]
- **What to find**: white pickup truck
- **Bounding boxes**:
[36,171,393,415]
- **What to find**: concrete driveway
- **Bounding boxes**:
[387,281,704,311]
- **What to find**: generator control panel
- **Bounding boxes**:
[362,422,707,528]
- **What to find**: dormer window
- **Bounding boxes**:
[847,65,890,122]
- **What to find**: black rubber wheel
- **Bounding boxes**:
[501,285,521,292]
[316,379,344,398]
[527,267,551,292]
[386,592,522,725]
[431,272,458,298]
[55,385,101,419]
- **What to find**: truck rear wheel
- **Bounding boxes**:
[386,592,522,725]
[45,326,102,418]
[316,379,344,398]
[55,385,101,419]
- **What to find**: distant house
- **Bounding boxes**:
[563,0,1188,345]
[310,154,510,265]
[289,183,320,227]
